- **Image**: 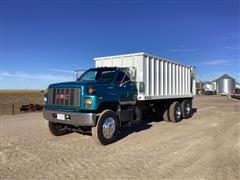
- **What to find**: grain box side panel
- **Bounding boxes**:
[160,60,164,95]
[150,57,155,96]
[172,63,175,96]
[168,62,172,96]
[135,56,194,98]
[95,60,103,67]
[112,57,124,67]
[143,56,150,96]
[117,55,144,82]
[155,59,160,96]
[95,55,144,82]
[176,64,179,95]
[164,61,168,96]
[95,59,114,67]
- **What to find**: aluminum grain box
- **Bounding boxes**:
[95,52,196,101]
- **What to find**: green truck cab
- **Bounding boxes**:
[43,67,139,145]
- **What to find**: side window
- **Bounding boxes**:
[100,70,116,81]
[116,71,130,85]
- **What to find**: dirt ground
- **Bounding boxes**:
[0,96,239,180]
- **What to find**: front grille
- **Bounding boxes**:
[48,88,80,106]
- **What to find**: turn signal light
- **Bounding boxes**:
[88,87,95,94]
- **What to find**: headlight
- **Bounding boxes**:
[44,96,47,102]
[84,98,92,108]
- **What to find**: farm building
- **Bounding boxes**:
[213,74,235,94]
[200,74,236,94]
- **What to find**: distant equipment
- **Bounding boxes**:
[20,104,43,112]
[203,82,214,92]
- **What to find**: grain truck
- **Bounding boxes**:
[43,52,196,145]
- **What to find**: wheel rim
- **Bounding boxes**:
[102,117,116,139]
[176,106,182,120]
[185,103,191,115]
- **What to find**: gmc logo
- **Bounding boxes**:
[55,94,70,100]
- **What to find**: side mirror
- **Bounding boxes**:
[128,67,136,81]
[138,81,145,94]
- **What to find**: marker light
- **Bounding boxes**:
[88,87,95,94]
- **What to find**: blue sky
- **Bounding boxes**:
[1,0,239,89]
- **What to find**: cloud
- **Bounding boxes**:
[47,68,74,74]
[202,60,233,66]
[214,34,239,41]
[1,71,73,82]
[224,46,239,50]
[169,48,196,53]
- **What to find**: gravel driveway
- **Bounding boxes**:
[1,96,239,180]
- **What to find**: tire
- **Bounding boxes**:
[154,102,170,122]
[48,121,69,136]
[169,101,182,123]
[163,104,170,122]
[181,99,192,118]
[92,110,119,145]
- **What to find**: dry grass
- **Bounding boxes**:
[0,90,45,116]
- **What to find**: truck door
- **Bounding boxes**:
[115,70,137,105]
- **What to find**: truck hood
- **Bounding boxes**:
[49,81,112,88]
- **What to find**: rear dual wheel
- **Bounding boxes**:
[163,103,171,122]
[181,99,192,118]
[162,101,182,123]
[166,100,192,123]
[169,102,182,123]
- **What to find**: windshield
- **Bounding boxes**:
[77,69,116,82]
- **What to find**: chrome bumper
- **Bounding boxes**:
[43,108,97,127]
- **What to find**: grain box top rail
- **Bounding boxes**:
[94,52,193,68]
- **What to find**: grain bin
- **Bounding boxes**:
[216,74,235,94]
[212,81,217,91]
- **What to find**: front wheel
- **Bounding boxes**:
[92,110,119,145]
[48,121,69,136]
